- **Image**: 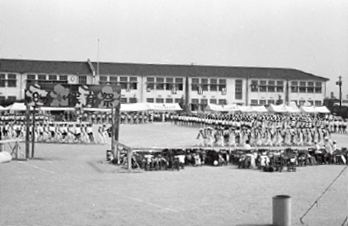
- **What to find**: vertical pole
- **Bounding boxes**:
[25,103,30,159]
[245,77,249,106]
[127,149,132,171]
[111,107,115,159]
[31,106,36,159]
[115,106,120,164]
[339,76,342,108]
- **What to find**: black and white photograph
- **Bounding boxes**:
[0,0,347,225]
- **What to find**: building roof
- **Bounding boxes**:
[0,58,329,81]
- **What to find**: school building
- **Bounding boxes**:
[0,58,329,111]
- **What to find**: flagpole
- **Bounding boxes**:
[97,39,100,78]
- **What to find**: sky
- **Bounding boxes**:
[0,0,347,98]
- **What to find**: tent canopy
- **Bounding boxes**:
[251,106,268,113]
[300,106,318,113]
[120,103,150,112]
[314,106,330,113]
[148,103,182,111]
[7,102,28,111]
[205,104,239,112]
[267,104,288,113]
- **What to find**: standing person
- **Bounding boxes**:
[324,137,334,164]
[86,124,94,143]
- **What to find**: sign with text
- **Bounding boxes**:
[25,84,121,109]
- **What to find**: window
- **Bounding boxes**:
[235,79,243,99]
[291,81,298,93]
[0,96,5,104]
[201,78,208,91]
[218,99,227,105]
[147,77,155,90]
[276,81,283,92]
[8,96,16,102]
[315,81,322,93]
[191,78,199,90]
[210,99,217,104]
[146,98,154,103]
[191,99,199,104]
[307,81,314,93]
[0,74,5,87]
[308,100,313,106]
[38,74,47,82]
[191,98,199,111]
[79,75,87,84]
[165,78,173,90]
[268,99,275,105]
[175,98,181,103]
[259,99,267,106]
[165,98,173,103]
[99,76,108,85]
[250,80,258,92]
[59,75,68,81]
[49,75,57,81]
[156,77,164,90]
[119,76,128,89]
[260,80,267,85]
[210,79,217,91]
[129,97,137,103]
[268,80,275,85]
[175,78,183,91]
[307,87,314,93]
[121,98,127,103]
[109,76,118,85]
[259,86,267,92]
[268,86,275,92]
[200,99,208,111]
[299,100,305,106]
[219,79,226,91]
[27,74,36,84]
[250,99,258,106]
[315,82,322,87]
[299,87,306,93]
[156,98,164,103]
[315,87,322,93]
[299,81,306,93]
[7,74,17,87]
[315,100,321,106]
[129,77,137,90]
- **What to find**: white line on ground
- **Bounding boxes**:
[15,161,179,213]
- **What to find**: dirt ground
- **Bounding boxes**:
[0,123,347,226]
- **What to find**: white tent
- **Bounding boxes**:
[84,108,111,112]
[0,106,8,111]
[237,105,254,112]
[284,105,301,113]
[314,106,330,114]
[7,102,28,111]
[251,106,268,113]
[148,103,182,111]
[205,104,240,112]
[267,104,288,113]
[120,103,150,112]
[40,107,75,111]
[300,106,318,113]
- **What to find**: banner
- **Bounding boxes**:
[25,83,121,109]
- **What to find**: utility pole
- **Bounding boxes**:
[336,76,342,108]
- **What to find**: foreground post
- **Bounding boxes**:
[127,149,132,171]
[273,195,291,226]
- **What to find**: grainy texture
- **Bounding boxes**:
[1,123,347,226]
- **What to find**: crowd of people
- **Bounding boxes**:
[170,113,347,148]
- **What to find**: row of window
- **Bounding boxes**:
[0,74,17,87]
[191,78,226,92]
[250,99,322,106]
[146,77,184,91]
[0,96,16,102]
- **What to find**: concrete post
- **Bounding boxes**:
[273,195,291,226]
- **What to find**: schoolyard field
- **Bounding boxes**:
[1,123,347,226]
